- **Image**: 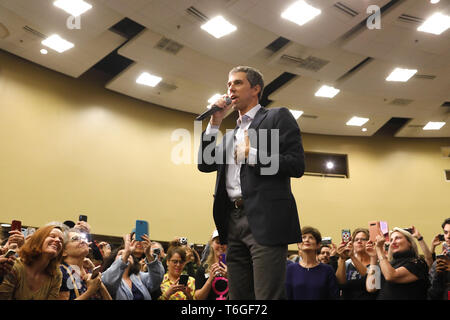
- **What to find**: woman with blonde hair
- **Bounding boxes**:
[366,227,429,299]
[0,224,65,299]
[194,230,228,300]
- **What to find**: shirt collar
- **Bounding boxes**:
[236,104,261,126]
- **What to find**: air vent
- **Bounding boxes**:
[186,6,209,22]
[334,2,359,17]
[302,114,318,119]
[280,55,330,72]
[414,74,436,80]
[390,98,413,106]
[23,25,46,39]
[155,37,184,55]
[266,36,290,53]
[157,82,178,92]
[397,14,424,24]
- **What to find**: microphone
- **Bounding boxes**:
[196,96,232,121]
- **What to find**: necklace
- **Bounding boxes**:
[299,261,318,271]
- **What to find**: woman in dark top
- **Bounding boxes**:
[285,226,339,300]
[366,227,429,300]
[194,230,228,300]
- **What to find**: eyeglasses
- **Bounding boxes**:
[69,235,88,243]
[169,259,184,265]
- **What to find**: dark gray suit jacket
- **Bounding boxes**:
[198,107,305,246]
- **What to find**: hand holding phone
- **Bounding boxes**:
[341,229,351,244]
[178,274,189,286]
[4,249,16,259]
[135,220,149,241]
[438,234,445,241]
[91,266,101,279]
[11,220,22,231]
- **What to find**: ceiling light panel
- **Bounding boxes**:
[281,0,321,26]
[136,72,162,87]
[315,85,340,98]
[289,110,304,120]
[53,0,92,17]
[423,121,445,130]
[41,34,74,53]
[417,12,450,35]
[201,16,237,39]
[386,68,418,82]
[346,116,369,126]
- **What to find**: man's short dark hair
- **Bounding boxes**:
[229,66,264,100]
[442,218,450,229]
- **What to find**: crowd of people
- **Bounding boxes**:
[0,218,448,300]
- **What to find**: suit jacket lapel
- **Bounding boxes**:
[249,107,268,130]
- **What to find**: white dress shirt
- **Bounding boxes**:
[205,104,261,201]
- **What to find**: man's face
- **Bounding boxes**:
[317,247,331,264]
[227,72,259,112]
[444,223,450,245]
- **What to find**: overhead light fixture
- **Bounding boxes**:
[430,0,440,4]
[417,12,450,35]
[346,116,369,127]
[41,34,74,53]
[207,94,222,105]
[326,161,334,169]
[289,110,304,120]
[315,85,340,98]
[385,68,418,82]
[40,49,48,55]
[281,0,321,26]
[201,16,237,39]
[362,128,368,132]
[136,72,162,87]
[53,0,92,17]
[423,121,445,130]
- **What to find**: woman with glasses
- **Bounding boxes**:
[58,229,111,300]
[159,246,195,300]
[101,232,164,300]
[335,228,377,300]
[0,224,65,300]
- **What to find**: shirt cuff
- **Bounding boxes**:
[205,123,220,135]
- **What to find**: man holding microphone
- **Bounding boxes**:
[198,66,305,299]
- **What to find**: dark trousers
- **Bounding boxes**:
[226,207,288,300]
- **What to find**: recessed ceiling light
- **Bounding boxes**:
[53,0,92,17]
[208,94,222,104]
[201,16,237,39]
[136,72,162,87]
[289,110,304,120]
[315,85,340,98]
[40,49,48,55]
[385,68,418,82]
[281,0,321,26]
[41,34,74,53]
[346,116,369,127]
[423,121,445,130]
[417,12,450,35]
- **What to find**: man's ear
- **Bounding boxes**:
[252,84,261,98]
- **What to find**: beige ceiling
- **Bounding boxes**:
[1,0,449,138]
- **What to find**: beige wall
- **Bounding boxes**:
[1,50,449,252]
